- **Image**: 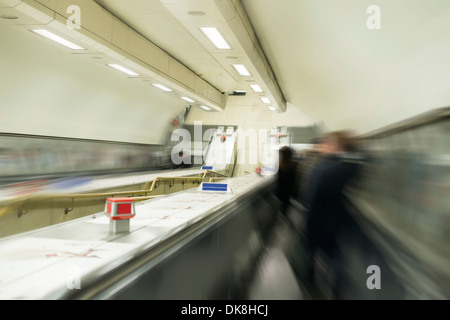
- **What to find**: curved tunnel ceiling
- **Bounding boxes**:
[241,0,450,133]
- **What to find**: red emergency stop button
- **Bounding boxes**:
[105,197,135,220]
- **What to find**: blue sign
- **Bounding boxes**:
[202,183,228,192]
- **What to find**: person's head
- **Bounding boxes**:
[310,137,325,153]
[279,146,294,170]
[321,130,356,154]
[279,146,293,160]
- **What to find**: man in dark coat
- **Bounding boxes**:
[304,131,359,298]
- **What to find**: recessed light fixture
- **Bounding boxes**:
[200,27,231,50]
[232,64,251,77]
[181,97,195,103]
[188,11,206,16]
[250,84,263,93]
[107,64,140,76]
[1,15,18,20]
[31,29,85,50]
[267,106,276,111]
[200,105,211,111]
[152,84,173,92]
[260,97,271,104]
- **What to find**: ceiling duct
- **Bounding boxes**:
[159,0,286,112]
[213,0,286,112]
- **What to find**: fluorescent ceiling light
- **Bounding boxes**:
[267,106,277,111]
[200,105,211,111]
[250,84,263,93]
[152,84,173,92]
[232,64,251,77]
[199,27,231,49]
[260,97,271,104]
[181,97,195,103]
[107,64,140,76]
[31,29,84,50]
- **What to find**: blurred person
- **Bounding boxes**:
[276,146,298,218]
[173,150,193,169]
[297,137,325,206]
[304,130,359,299]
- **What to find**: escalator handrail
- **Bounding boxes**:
[61,175,277,300]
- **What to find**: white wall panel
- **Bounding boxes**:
[0,25,186,144]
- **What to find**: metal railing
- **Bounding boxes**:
[0,170,229,219]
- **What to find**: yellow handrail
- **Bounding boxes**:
[143,170,227,190]
[128,195,165,202]
[208,177,226,183]
[0,169,228,219]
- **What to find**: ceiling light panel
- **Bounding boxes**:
[107,64,140,76]
[260,97,271,104]
[232,64,252,76]
[31,29,85,50]
[152,84,173,92]
[250,84,263,93]
[199,27,231,50]
[181,97,195,103]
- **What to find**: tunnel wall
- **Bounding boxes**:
[346,108,450,299]
[0,25,187,146]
